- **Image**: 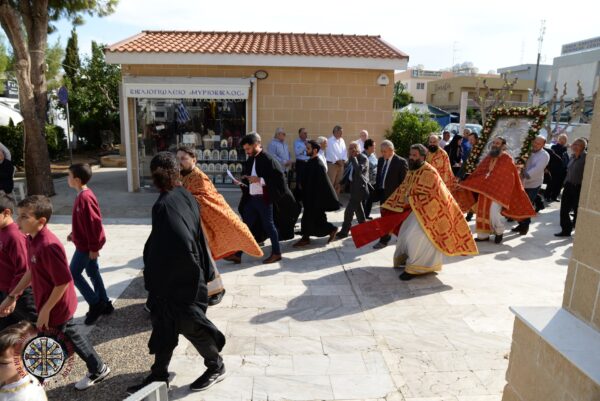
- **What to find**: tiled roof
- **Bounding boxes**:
[107,31,408,59]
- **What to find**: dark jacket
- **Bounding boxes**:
[302,157,339,212]
[341,153,369,200]
[239,150,300,241]
[0,159,14,194]
[143,186,213,304]
[375,154,408,202]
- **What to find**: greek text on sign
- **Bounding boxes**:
[125,84,249,100]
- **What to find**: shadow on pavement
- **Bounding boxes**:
[250,266,452,324]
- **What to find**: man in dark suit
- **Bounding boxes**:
[373,140,408,249]
[336,142,369,239]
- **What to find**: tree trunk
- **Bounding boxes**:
[0,1,54,196]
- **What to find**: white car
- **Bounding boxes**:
[0,102,23,125]
[443,123,482,135]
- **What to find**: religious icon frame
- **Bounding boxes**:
[463,106,548,175]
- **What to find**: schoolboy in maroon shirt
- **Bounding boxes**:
[0,193,37,330]
[67,163,112,325]
[0,195,110,390]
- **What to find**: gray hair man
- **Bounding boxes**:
[512,135,549,235]
[372,139,408,249]
[556,137,587,237]
[267,128,291,170]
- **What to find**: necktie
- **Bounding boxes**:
[380,159,389,189]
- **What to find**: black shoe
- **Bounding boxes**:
[474,237,489,242]
[190,365,227,392]
[208,289,226,307]
[554,231,571,237]
[85,301,107,325]
[335,232,348,239]
[465,212,474,222]
[494,234,504,244]
[126,375,169,395]
[102,300,114,315]
[506,218,514,222]
[511,225,522,232]
[399,272,415,281]
[373,242,387,249]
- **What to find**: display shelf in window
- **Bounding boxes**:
[203,149,211,160]
[215,174,224,184]
[220,150,229,160]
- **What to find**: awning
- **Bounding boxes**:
[122,76,251,100]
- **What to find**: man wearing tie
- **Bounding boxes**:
[373,140,408,249]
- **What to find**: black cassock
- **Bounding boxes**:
[239,151,300,241]
[301,157,340,237]
[143,187,225,354]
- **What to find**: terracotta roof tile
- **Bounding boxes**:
[107,31,408,59]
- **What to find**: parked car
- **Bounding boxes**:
[443,123,482,135]
[0,102,23,126]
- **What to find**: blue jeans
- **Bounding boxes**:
[242,196,281,255]
[521,186,541,227]
[70,249,109,306]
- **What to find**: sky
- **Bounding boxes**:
[48,0,600,73]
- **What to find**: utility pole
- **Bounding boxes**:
[452,41,459,70]
[533,20,546,99]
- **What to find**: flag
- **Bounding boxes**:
[176,102,191,124]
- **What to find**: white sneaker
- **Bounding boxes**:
[75,364,111,390]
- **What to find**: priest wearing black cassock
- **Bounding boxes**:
[293,140,339,247]
[127,152,226,395]
[236,132,300,264]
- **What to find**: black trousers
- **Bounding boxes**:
[150,312,223,380]
[56,318,104,374]
[560,182,581,233]
[0,288,38,330]
[340,194,365,234]
[294,160,307,204]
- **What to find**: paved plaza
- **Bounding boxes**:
[44,168,569,401]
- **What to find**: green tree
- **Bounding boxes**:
[0,35,9,87]
[0,0,118,196]
[386,111,441,158]
[393,81,414,109]
[45,37,64,90]
[62,28,81,87]
[67,40,120,148]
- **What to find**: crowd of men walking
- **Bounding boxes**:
[0,124,588,398]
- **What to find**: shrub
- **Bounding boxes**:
[0,122,67,168]
[386,111,441,158]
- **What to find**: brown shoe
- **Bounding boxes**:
[263,254,282,264]
[293,238,311,248]
[327,229,338,244]
[224,254,241,264]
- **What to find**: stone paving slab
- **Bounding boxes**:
[38,168,569,400]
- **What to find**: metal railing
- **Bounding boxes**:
[123,382,168,401]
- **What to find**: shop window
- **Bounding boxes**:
[136,98,247,188]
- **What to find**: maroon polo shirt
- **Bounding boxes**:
[71,188,106,253]
[28,226,77,327]
[0,222,29,294]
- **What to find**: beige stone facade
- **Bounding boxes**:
[394,68,454,104]
[502,95,600,401]
[122,64,395,191]
[426,76,533,112]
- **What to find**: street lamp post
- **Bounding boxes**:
[533,20,546,103]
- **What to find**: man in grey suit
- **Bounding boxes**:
[336,142,369,239]
[373,140,408,249]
